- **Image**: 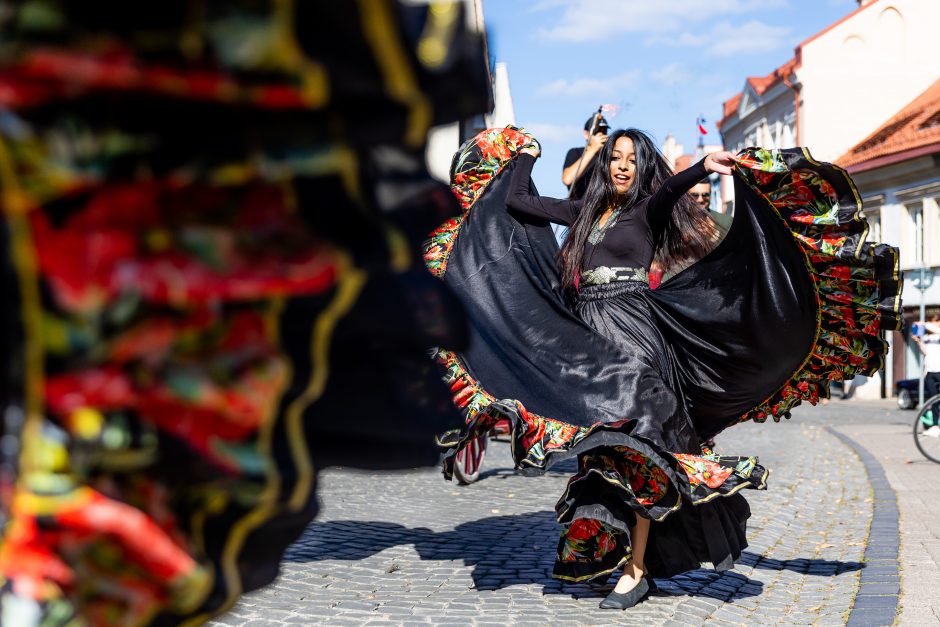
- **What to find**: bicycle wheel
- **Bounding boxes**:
[913,394,940,464]
[453,435,488,485]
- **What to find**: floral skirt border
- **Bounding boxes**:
[438,379,768,582]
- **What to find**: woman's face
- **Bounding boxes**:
[609,136,636,195]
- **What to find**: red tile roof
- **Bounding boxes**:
[721,93,742,122]
[837,78,940,171]
[674,154,694,171]
[717,1,885,130]
[717,57,798,129]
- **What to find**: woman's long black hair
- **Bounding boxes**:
[557,128,716,289]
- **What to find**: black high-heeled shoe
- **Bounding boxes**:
[598,577,650,610]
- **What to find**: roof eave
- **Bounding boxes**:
[844,141,940,174]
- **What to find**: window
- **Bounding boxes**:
[852,113,919,154]
[782,113,796,148]
[744,129,759,148]
[902,202,924,267]
[920,109,940,131]
[927,196,940,265]
[762,122,775,149]
[864,208,882,243]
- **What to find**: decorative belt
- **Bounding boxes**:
[581,266,649,286]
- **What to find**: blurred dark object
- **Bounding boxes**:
[896,378,921,409]
[0,0,487,624]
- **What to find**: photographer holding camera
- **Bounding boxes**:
[561,112,609,200]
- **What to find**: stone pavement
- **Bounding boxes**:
[211,402,912,626]
[829,403,940,626]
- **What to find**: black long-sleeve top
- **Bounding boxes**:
[507,154,709,271]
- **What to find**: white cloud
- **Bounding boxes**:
[520,122,582,143]
[649,62,691,87]
[648,20,791,57]
[536,0,788,43]
[706,21,791,56]
[526,0,568,13]
[536,70,640,98]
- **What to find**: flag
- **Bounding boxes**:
[697,115,708,135]
[600,103,621,119]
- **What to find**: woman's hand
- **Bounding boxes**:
[586,132,608,153]
[521,136,541,158]
[704,151,737,175]
[521,144,541,158]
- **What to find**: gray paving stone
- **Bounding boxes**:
[210,404,891,626]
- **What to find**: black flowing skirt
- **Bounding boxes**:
[430,129,901,582]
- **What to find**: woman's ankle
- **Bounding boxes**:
[623,561,646,577]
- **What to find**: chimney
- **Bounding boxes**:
[857,0,877,5]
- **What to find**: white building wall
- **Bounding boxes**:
[853,155,940,388]
[423,0,516,182]
[719,82,797,210]
[798,0,940,162]
[487,62,515,129]
[426,123,462,182]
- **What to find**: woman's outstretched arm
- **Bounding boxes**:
[507,152,580,226]
[647,151,736,234]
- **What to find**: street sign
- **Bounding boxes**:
[913,267,935,290]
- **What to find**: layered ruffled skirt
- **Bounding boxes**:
[0,1,489,624]
[431,131,902,582]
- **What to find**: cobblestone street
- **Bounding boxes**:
[212,401,930,626]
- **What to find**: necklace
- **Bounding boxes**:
[587,205,624,245]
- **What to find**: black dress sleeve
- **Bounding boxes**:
[506,154,580,226]
[647,159,709,235]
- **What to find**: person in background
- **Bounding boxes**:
[915,313,940,435]
[562,113,610,200]
[689,176,732,236]
[650,176,728,287]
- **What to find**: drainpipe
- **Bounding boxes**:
[783,73,801,145]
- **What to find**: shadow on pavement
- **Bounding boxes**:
[284,513,859,603]
[737,550,864,576]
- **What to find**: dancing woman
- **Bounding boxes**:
[427,126,901,610]
[508,130,736,606]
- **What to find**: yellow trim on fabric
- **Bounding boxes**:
[357,0,432,149]
[689,467,771,506]
[801,147,867,260]
[181,261,291,624]
[0,138,46,476]
[733,157,824,421]
[739,146,899,420]
[888,246,902,318]
[333,144,363,206]
[550,464,681,523]
[285,260,366,510]
[417,3,460,68]
[551,464,767,584]
[183,296,297,624]
[386,226,412,272]
[273,0,330,108]
[189,491,228,563]
[552,555,631,584]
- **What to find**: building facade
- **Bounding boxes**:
[718,0,940,210]
[717,0,940,398]
[837,79,940,393]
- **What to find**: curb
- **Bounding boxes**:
[826,428,900,627]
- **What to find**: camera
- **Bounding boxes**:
[584,115,609,136]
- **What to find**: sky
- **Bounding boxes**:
[483,0,858,197]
